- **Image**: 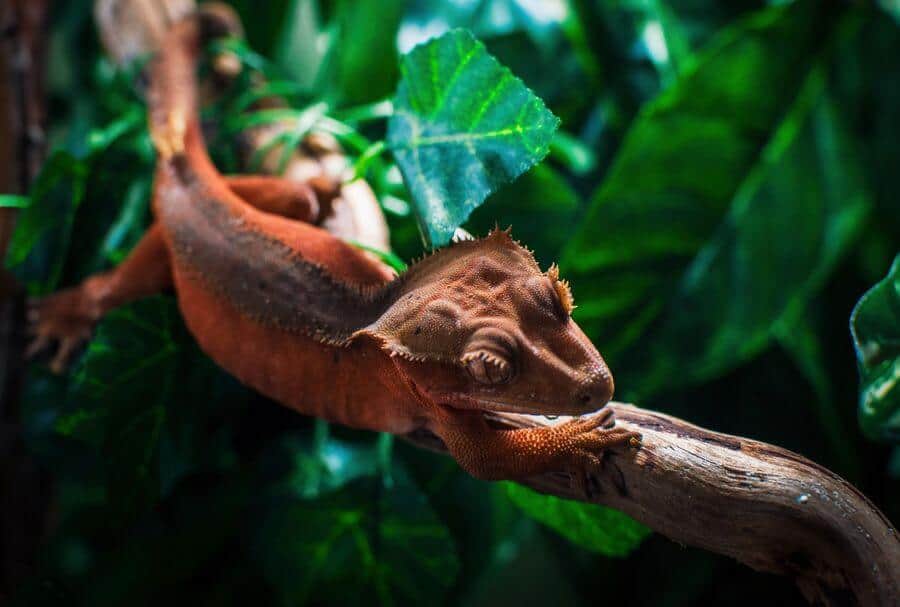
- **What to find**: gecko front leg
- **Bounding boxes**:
[27,224,173,371]
[431,408,641,498]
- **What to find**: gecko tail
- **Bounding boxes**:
[148,5,243,162]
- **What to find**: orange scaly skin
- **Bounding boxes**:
[28,15,640,493]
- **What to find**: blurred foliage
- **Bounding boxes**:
[504,483,651,557]
[7,0,900,605]
[561,2,865,399]
[852,255,900,442]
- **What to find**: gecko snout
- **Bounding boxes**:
[577,372,614,411]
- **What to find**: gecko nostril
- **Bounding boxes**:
[580,393,592,403]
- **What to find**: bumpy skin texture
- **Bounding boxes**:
[28,15,639,492]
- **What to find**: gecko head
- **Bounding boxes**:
[360,229,614,416]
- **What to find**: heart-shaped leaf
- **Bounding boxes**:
[389,28,559,246]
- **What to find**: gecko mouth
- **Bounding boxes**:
[435,391,599,417]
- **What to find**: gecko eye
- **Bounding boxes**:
[462,352,513,384]
[460,327,517,385]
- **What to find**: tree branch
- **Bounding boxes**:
[404,403,900,607]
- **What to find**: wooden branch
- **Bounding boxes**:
[405,403,900,607]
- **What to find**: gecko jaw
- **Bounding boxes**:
[434,391,603,417]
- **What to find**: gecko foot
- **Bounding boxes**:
[557,412,642,499]
[26,290,99,373]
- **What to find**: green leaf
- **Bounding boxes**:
[398,1,588,118]
[0,194,30,209]
[504,483,650,557]
[86,106,143,153]
[851,255,900,442]
[878,0,900,25]
[348,240,408,273]
[549,131,596,176]
[59,297,181,521]
[225,0,296,58]
[273,0,324,90]
[388,29,560,247]
[255,439,459,605]
[5,151,88,292]
[569,0,766,86]
[561,2,865,398]
[830,13,900,242]
[630,88,867,399]
[96,176,153,265]
[319,0,404,106]
[563,0,834,343]
[6,107,151,293]
[565,0,668,118]
[69,299,179,405]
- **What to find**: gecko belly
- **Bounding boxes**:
[170,267,421,435]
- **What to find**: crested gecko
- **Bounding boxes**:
[27,12,640,494]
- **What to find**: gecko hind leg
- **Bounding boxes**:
[224,174,339,223]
